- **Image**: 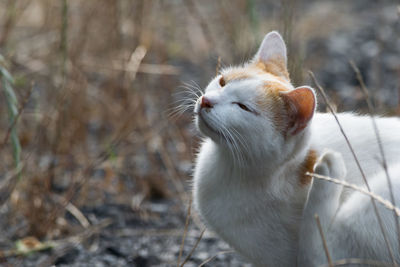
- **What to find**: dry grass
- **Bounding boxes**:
[0,0,189,239]
[0,0,301,243]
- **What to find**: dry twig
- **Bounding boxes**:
[307,172,400,217]
[80,59,180,75]
[1,84,33,149]
[177,197,193,267]
[216,56,221,76]
[124,45,147,86]
[182,0,216,49]
[37,219,112,267]
[180,228,206,267]
[0,219,111,263]
[315,214,333,267]
[0,164,24,207]
[65,203,90,228]
[198,250,234,267]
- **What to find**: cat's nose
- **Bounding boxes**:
[200,96,213,109]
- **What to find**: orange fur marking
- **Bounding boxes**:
[256,82,291,132]
[255,60,290,81]
[221,60,290,86]
[223,68,258,83]
[300,149,318,186]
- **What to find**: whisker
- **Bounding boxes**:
[230,127,251,158]
[218,122,245,172]
[167,102,196,119]
[181,81,203,97]
[170,81,204,120]
[171,98,197,106]
[175,88,201,99]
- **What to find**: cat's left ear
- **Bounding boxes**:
[254,31,289,80]
[279,86,316,135]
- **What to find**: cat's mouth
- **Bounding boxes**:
[196,112,237,145]
[197,112,221,138]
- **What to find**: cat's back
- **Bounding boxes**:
[311,113,400,184]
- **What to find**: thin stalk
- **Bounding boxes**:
[60,0,68,79]
[216,56,221,76]
[179,228,205,267]
[307,172,400,217]
[0,58,21,177]
[177,197,192,267]
[246,0,259,37]
[1,85,33,149]
[349,60,400,253]
[315,214,333,267]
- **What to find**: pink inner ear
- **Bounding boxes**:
[280,87,316,135]
[254,32,289,80]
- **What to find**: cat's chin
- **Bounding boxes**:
[196,113,222,142]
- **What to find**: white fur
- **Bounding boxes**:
[192,31,400,266]
[299,151,400,265]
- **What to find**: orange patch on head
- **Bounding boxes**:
[256,81,289,111]
[254,60,290,81]
[255,81,291,132]
[300,149,318,186]
[222,61,290,86]
[222,68,258,83]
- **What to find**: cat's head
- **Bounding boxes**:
[194,31,316,163]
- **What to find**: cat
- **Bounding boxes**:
[192,31,400,266]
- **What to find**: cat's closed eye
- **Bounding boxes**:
[234,102,251,112]
[219,76,226,87]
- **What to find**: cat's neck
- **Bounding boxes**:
[209,127,313,182]
[201,135,314,201]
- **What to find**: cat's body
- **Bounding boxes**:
[311,113,400,186]
[192,31,400,266]
[299,151,400,265]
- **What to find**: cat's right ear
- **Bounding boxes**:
[253,31,289,80]
[279,86,316,136]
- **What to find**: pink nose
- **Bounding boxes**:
[201,96,213,109]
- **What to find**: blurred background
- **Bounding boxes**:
[0,0,399,266]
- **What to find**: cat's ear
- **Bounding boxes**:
[279,86,316,135]
[254,31,288,79]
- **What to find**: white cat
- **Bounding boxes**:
[192,31,400,266]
